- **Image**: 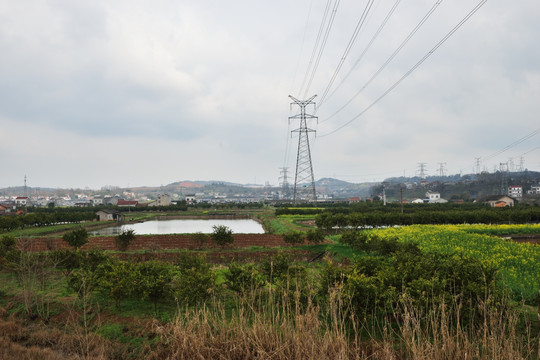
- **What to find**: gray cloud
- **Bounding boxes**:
[1,0,539,188]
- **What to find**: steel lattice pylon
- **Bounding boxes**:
[289,95,317,203]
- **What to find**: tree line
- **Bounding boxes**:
[315,207,540,230]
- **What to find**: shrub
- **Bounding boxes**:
[306,229,324,244]
[137,260,174,312]
[283,231,305,245]
[211,225,234,248]
[191,232,209,250]
[62,227,88,249]
[225,262,264,293]
[260,251,292,283]
[115,229,136,251]
[94,259,138,308]
[172,253,216,305]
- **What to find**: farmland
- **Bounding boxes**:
[0,206,539,359]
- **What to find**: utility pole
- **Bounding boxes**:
[24,175,28,198]
[289,95,317,203]
[400,186,403,215]
[500,162,508,195]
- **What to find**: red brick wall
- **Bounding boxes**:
[17,234,291,252]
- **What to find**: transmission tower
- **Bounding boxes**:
[279,167,291,198]
[518,156,524,172]
[416,163,427,179]
[474,157,481,174]
[437,162,447,177]
[289,95,317,203]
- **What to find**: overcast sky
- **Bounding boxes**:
[1,0,539,189]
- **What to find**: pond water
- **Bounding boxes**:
[89,219,265,236]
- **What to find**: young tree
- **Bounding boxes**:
[137,261,174,313]
[282,231,305,245]
[94,260,138,308]
[211,225,234,248]
[115,229,136,251]
[191,232,209,250]
[306,229,325,244]
[62,227,88,249]
[173,251,216,305]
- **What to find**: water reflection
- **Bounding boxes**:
[90,219,265,236]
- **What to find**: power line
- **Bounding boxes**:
[303,0,341,99]
[481,128,540,162]
[297,0,332,97]
[317,0,375,107]
[320,0,402,109]
[318,0,487,137]
[290,0,315,93]
[522,146,540,156]
[322,0,443,123]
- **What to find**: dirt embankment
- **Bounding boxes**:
[17,234,289,252]
[506,235,540,245]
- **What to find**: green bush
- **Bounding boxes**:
[191,232,209,249]
[94,259,139,308]
[173,252,216,305]
[260,252,292,283]
[225,262,264,293]
[136,260,174,312]
[306,229,324,244]
[283,231,305,245]
[62,227,88,249]
[211,225,234,247]
[115,229,136,251]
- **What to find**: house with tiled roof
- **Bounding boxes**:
[15,196,30,207]
[117,199,138,207]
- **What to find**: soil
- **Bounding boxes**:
[507,235,540,245]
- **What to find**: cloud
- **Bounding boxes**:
[0,0,539,188]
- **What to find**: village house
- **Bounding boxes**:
[479,195,515,207]
[148,194,171,207]
[96,209,123,221]
[527,185,540,195]
[184,194,196,205]
[508,185,523,198]
[15,196,30,207]
[117,199,138,207]
[426,191,448,204]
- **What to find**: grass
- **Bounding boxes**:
[149,290,539,360]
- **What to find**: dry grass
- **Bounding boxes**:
[0,306,110,360]
[148,291,539,360]
[0,287,537,359]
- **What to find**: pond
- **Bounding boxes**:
[89,219,265,236]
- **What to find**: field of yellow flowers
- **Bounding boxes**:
[370,224,540,303]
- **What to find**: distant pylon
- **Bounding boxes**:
[279,167,291,198]
[474,157,481,174]
[289,95,317,203]
[417,163,427,179]
[438,162,447,177]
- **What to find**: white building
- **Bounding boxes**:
[425,191,448,203]
[508,185,523,198]
[15,196,30,206]
[527,185,540,195]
